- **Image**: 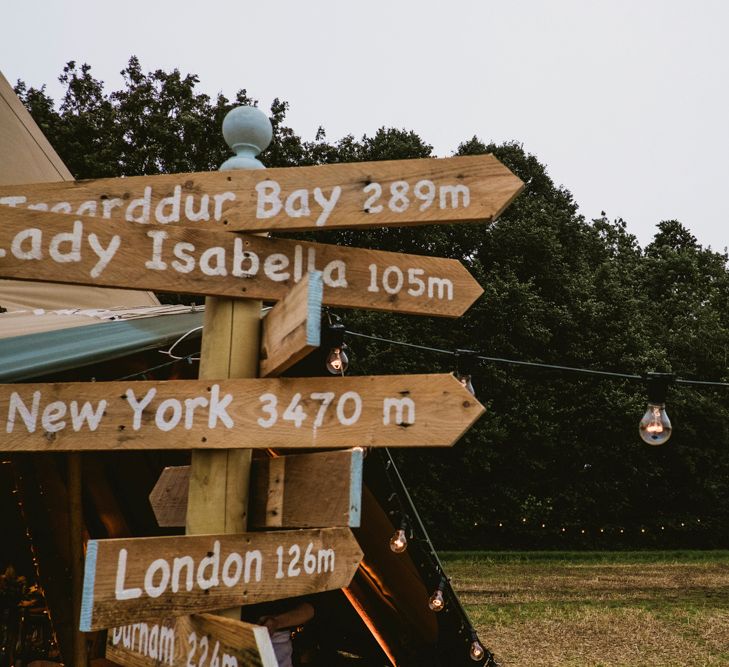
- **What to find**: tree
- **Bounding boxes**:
[14,59,729,548]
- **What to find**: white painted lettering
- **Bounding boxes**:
[383,397,416,425]
[284,189,310,218]
[126,387,157,430]
[6,391,40,433]
[146,230,169,270]
[69,400,107,432]
[41,401,67,433]
[115,548,143,600]
[126,186,152,224]
[244,550,263,583]
[71,400,106,431]
[144,559,171,598]
[11,228,42,260]
[264,253,290,282]
[0,196,27,207]
[50,202,72,214]
[171,556,194,592]
[185,194,210,222]
[48,220,83,263]
[184,396,208,429]
[155,186,181,224]
[255,181,282,219]
[208,385,233,428]
[232,237,259,277]
[149,625,159,658]
[102,198,124,218]
[313,186,341,226]
[200,247,227,276]
[155,399,182,432]
[76,200,98,217]
[322,260,347,288]
[212,192,235,221]
[222,552,243,587]
[171,242,196,273]
[88,233,121,278]
[196,540,220,590]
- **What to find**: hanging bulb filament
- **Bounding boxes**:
[389,521,408,553]
[639,373,674,446]
[326,345,349,375]
[469,629,486,661]
[455,349,479,397]
[428,577,447,612]
[324,320,349,375]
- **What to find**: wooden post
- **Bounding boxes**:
[67,453,87,667]
[185,106,273,620]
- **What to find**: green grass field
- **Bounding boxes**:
[440,551,729,666]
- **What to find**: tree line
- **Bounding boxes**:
[15,58,729,548]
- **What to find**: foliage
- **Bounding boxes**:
[15,59,729,548]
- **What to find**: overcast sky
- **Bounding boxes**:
[2,0,727,251]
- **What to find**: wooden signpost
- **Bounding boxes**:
[0,374,483,451]
[0,206,483,317]
[150,449,364,529]
[0,154,523,232]
[79,527,363,632]
[0,105,521,665]
[107,614,278,667]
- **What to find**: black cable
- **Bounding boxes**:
[346,329,729,387]
[115,353,198,381]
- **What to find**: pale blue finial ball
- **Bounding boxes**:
[220,106,273,171]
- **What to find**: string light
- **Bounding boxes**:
[389,520,408,554]
[428,577,447,612]
[639,373,675,445]
[323,321,349,375]
[455,349,479,396]
[469,628,486,662]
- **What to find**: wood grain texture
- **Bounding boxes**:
[80,528,363,631]
[0,154,523,232]
[106,614,277,667]
[0,374,483,451]
[151,450,363,529]
[259,271,322,377]
[0,207,483,317]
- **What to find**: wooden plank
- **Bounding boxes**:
[0,154,523,232]
[149,466,191,528]
[0,207,483,317]
[79,527,363,631]
[0,374,483,451]
[259,271,322,377]
[106,614,277,667]
[150,449,364,529]
[186,297,259,537]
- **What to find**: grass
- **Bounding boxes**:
[440,550,729,666]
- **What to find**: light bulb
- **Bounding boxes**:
[469,640,485,661]
[639,402,672,445]
[326,346,349,375]
[389,528,407,553]
[458,373,476,396]
[468,628,486,661]
[428,588,445,611]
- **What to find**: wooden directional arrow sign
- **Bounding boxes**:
[107,614,278,667]
[0,207,482,317]
[80,527,363,631]
[259,271,322,377]
[0,154,523,232]
[0,374,483,451]
[150,449,364,529]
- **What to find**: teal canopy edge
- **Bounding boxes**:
[0,311,204,382]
